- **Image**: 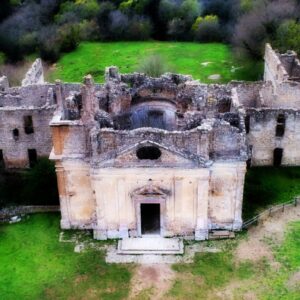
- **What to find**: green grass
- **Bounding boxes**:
[243,167,300,220]
[49,42,263,83]
[0,213,132,300]
[170,221,300,299]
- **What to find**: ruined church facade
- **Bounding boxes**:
[0,44,299,240]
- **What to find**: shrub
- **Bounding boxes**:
[0,158,59,208]
[58,23,80,53]
[96,1,116,40]
[38,26,61,62]
[127,16,152,40]
[109,10,129,40]
[275,20,300,55]
[21,158,59,206]
[233,0,297,58]
[192,15,222,42]
[167,18,188,40]
[138,54,170,77]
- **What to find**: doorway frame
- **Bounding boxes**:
[136,199,165,237]
[131,184,169,238]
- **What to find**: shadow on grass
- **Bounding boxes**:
[243,167,300,220]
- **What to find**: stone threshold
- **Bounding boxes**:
[117,237,184,255]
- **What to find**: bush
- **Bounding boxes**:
[0,158,59,208]
[192,15,221,42]
[38,26,61,62]
[58,23,80,53]
[96,1,116,40]
[233,0,297,58]
[167,18,188,40]
[138,54,170,77]
[126,16,152,40]
[275,20,300,55]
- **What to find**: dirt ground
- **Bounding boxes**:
[128,204,300,300]
[128,264,175,299]
[235,204,300,262]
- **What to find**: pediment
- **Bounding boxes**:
[96,140,211,168]
[131,183,170,197]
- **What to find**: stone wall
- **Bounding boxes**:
[246,109,300,166]
[55,159,245,240]
[0,76,9,92]
[21,58,44,86]
[0,105,56,168]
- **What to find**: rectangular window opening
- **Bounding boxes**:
[24,116,34,134]
[276,124,285,137]
[245,115,250,134]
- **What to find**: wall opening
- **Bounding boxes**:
[273,148,283,167]
[136,146,161,160]
[245,115,250,134]
[141,203,160,235]
[147,110,165,129]
[13,128,19,140]
[0,150,4,169]
[24,116,34,134]
[275,114,285,137]
[28,149,37,168]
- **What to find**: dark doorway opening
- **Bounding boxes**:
[0,149,4,169]
[28,149,37,168]
[273,148,283,167]
[141,203,160,235]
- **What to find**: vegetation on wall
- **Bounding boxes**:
[0,158,59,209]
[1,0,300,63]
[243,167,300,220]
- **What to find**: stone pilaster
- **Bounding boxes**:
[195,172,210,240]
[233,162,247,230]
[55,163,71,229]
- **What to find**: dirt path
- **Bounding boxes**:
[209,204,300,300]
[236,204,300,262]
[128,264,175,300]
[128,205,300,299]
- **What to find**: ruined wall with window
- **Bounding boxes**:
[0,84,56,168]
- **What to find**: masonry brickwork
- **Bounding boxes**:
[0,44,299,240]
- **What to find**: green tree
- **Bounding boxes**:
[276,20,300,54]
[192,15,221,42]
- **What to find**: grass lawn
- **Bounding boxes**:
[169,221,300,299]
[0,213,132,300]
[1,214,299,300]
[243,167,300,220]
[48,42,263,83]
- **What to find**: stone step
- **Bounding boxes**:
[117,237,184,255]
[209,230,235,240]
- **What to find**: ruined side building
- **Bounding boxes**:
[0,44,299,240]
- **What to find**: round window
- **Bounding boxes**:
[136,146,161,160]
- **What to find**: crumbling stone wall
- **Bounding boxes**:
[246,109,300,166]
[0,83,56,168]
[1,43,300,241]
[21,58,44,86]
[0,76,9,92]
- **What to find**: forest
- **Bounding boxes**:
[1,0,300,62]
